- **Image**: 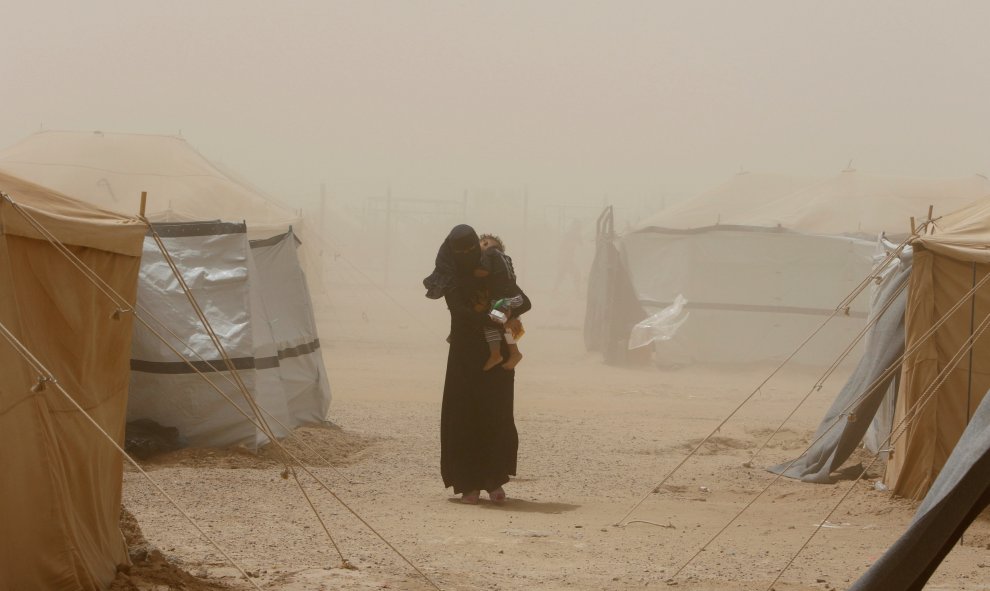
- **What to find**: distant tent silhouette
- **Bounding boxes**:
[591,170,990,365]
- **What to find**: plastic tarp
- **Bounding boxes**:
[849,386,990,591]
[628,295,689,350]
[583,233,648,365]
[128,222,330,448]
[0,174,145,590]
[619,227,874,364]
[862,240,908,455]
[768,248,911,482]
[249,230,330,425]
[616,171,989,365]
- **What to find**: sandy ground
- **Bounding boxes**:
[120,284,990,591]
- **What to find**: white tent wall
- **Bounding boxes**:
[249,229,331,425]
[128,222,292,448]
[620,227,875,364]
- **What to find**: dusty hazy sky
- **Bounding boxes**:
[2,1,989,210]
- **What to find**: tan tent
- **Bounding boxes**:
[631,172,819,231]
[737,170,990,237]
[0,129,299,238]
[887,198,990,499]
[0,172,146,589]
[613,171,990,364]
[0,130,333,448]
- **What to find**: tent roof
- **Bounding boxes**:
[633,172,817,231]
[634,170,990,237]
[735,171,990,237]
[915,196,990,263]
[0,130,298,233]
[0,170,146,257]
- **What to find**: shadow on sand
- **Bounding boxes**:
[447,497,580,514]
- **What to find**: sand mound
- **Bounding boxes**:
[111,508,231,591]
[136,423,378,470]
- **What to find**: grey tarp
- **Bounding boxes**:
[248,229,330,426]
[127,223,330,448]
[583,238,647,365]
[584,208,648,365]
[849,387,990,591]
[128,221,293,447]
[768,251,912,482]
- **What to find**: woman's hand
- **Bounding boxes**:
[505,318,522,333]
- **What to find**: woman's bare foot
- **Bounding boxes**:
[461,490,480,504]
[502,351,523,370]
[488,487,506,504]
[483,353,503,371]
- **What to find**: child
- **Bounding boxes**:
[476,234,525,371]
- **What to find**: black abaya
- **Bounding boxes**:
[440,279,531,494]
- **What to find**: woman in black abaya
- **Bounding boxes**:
[424,224,531,504]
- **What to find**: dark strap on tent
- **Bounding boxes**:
[150,221,247,238]
[249,230,303,249]
[130,338,321,374]
[639,299,869,319]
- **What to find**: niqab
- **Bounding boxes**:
[423,224,480,299]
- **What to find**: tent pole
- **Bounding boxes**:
[384,185,392,288]
[139,191,147,217]
[963,261,977,547]
[319,183,327,234]
[966,263,976,425]
[522,186,529,284]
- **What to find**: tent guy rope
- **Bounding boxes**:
[668,258,990,583]
[135,301,357,484]
[744,271,911,467]
[143,223,365,570]
[765,305,990,591]
[0,319,265,591]
[615,230,920,526]
[3,192,443,590]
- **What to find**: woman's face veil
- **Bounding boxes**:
[422,224,480,299]
[445,224,481,272]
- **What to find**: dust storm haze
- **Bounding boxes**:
[9,4,990,590]
[2,1,989,292]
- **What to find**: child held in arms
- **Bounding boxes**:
[475,233,524,371]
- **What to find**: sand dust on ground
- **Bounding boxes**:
[119,285,990,591]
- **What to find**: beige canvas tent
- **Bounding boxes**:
[0,129,299,237]
[608,171,990,365]
[736,170,990,237]
[0,130,332,448]
[0,171,146,589]
[887,198,990,500]
[631,172,818,232]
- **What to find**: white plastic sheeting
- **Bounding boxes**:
[628,295,689,350]
[620,228,875,364]
[128,222,330,448]
[862,237,910,455]
[249,230,330,425]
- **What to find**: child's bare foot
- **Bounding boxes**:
[502,351,523,370]
[483,353,503,371]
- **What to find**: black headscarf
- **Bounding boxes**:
[423,224,480,299]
